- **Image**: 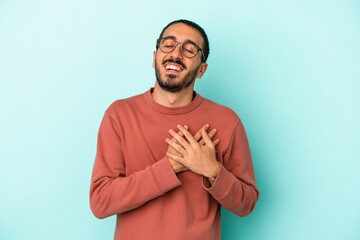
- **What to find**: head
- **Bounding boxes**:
[153,19,209,93]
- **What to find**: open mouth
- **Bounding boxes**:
[164,63,184,73]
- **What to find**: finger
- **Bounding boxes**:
[170,125,188,143]
[165,138,186,155]
[166,152,186,165]
[201,127,214,147]
[202,138,220,146]
[168,145,183,157]
[169,129,191,150]
[177,124,198,146]
[193,124,209,142]
[199,128,217,145]
[177,125,188,137]
[177,129,184,138]
[208,128,217,139]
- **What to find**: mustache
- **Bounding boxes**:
[162,59,187,70]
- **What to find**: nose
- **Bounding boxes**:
[169,43,183,59]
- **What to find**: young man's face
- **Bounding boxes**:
[153,23,208,92]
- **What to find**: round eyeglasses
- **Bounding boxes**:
[157,37,205,62]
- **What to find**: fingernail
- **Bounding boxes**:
[205,124,209,129]
[177,124,181,128]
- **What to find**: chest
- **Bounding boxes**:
[118,107,230,175]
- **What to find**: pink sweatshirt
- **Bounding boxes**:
[90,89,259,240]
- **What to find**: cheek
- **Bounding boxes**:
[154,55,160,68]
[153,52,164,68]
[153,55,161,69]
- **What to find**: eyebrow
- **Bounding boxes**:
[162,35,201,49]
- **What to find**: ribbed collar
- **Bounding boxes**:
[144,88,203,115]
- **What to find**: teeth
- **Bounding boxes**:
[166,64,181,71]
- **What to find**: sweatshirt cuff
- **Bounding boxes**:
[202,163,234,200]
[148,156,182,194]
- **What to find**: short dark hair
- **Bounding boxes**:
[156,19,210,62]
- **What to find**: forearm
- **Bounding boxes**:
[90,156,181,219]
[203,163,259,217]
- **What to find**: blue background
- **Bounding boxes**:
[1,0,359,239]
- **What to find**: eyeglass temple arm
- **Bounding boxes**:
[200,49,205,62]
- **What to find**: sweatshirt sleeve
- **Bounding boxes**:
[202,120,259,217]
[89,111,182,219]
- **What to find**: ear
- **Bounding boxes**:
[152,51,156,68]
[196,62,208,79]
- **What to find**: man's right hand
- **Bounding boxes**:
[167,124,220,173]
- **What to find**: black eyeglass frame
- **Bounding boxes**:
[156,37,206,62]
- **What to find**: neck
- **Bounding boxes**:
[151,83,195,108]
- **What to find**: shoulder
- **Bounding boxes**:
[200,97,241,125]
[105,92,144,116]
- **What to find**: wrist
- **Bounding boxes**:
[207,163,220,186]
[207,161,220,179]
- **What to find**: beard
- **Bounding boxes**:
[155,58,200,93]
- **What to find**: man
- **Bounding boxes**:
[90,19,259,240]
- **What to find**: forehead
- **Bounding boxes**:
[162,23,204,48]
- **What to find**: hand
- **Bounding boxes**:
[166,124,220,183]
[167,125,189,173]
[167,124,219,173]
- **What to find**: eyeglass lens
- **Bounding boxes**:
[159,39,198,58]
